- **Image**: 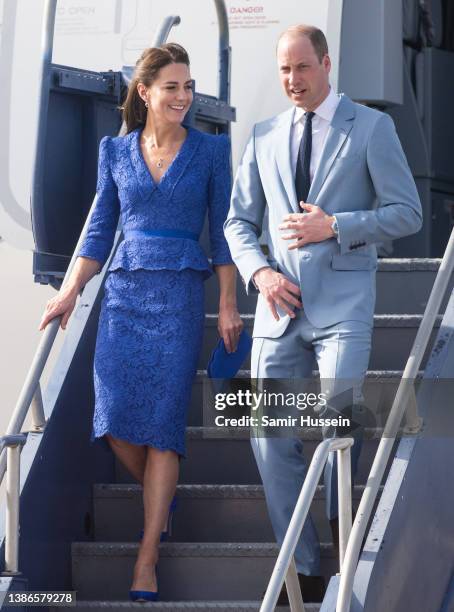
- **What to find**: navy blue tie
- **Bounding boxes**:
[295,111,315,205]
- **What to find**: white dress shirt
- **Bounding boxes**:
[291,86,341,182]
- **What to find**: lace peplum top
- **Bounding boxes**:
[78,126,233,279]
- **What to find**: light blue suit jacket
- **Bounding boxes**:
[224,94,423,337]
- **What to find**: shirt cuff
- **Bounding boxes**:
[333,215,341,244]
[251,265,271,289]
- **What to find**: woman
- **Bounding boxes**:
[39,43,242,601]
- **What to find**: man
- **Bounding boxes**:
[224,25,422,603]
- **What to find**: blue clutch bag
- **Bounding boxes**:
[207,329,253,379]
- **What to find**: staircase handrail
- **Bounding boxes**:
[261,437,354,612]
[336,226,454,612]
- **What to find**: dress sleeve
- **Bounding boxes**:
[208,134,234,266]
[78,136,120,267]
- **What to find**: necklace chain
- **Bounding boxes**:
[143,141,178,171]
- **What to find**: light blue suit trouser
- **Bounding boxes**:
[250,309,372,575]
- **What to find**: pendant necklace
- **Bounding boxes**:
[141,136,179,171]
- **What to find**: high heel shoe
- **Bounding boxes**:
[129,568,159,602]
[129,589,159,602]
[138,496,178,542]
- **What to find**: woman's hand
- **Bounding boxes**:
[38,286,78,331]
[218,305,244,353]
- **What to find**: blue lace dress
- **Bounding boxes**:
[78,127,233,456]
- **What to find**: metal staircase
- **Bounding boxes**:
[54,259,452,611]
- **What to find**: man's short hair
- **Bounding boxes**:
[278,25,329,63]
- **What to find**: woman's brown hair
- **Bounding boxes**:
[122,43,190,133]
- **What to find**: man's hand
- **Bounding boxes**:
[253,267,302,321]
[279,202,335,249]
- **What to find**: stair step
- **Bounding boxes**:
[115,428,386,486]
[198,314,441,370]
[68,602,321,611]
[204,258,453,315]
[375,259,452,313]
[93,483,382,543]
[72,542,336,602]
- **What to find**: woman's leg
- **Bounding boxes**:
[131,447,179,592]
[105,434,147,484]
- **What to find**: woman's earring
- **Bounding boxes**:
[145,101,149,108]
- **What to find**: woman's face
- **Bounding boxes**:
[139,62,193,126]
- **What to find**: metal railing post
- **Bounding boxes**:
[5,445,21,574]
[1,435,27,576]
[31,0,58,243]
[286,558,305,612]
[214,0,231,104]
[337,444,352,570]
[151,15,181,47]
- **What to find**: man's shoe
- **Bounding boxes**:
[267,573,325,606]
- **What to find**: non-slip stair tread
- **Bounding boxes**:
[94,483,381,500]
[184,426,383,440]
[196,369,250,377]
[204,313,442,326]
[94,483,264,498]
[195,369,423,378]
[372,314,442,326]
[376,258,442,271]
[69,602,320,610]
[72,541,335,558]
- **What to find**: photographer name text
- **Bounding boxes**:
[214,415,351,427]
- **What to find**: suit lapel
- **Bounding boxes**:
[307,94,356,203]
[274,107,298,212]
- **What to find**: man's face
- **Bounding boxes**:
[277,34,331,111]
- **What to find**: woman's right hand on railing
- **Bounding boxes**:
[38,286,78,331]
[38,256,101,331]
